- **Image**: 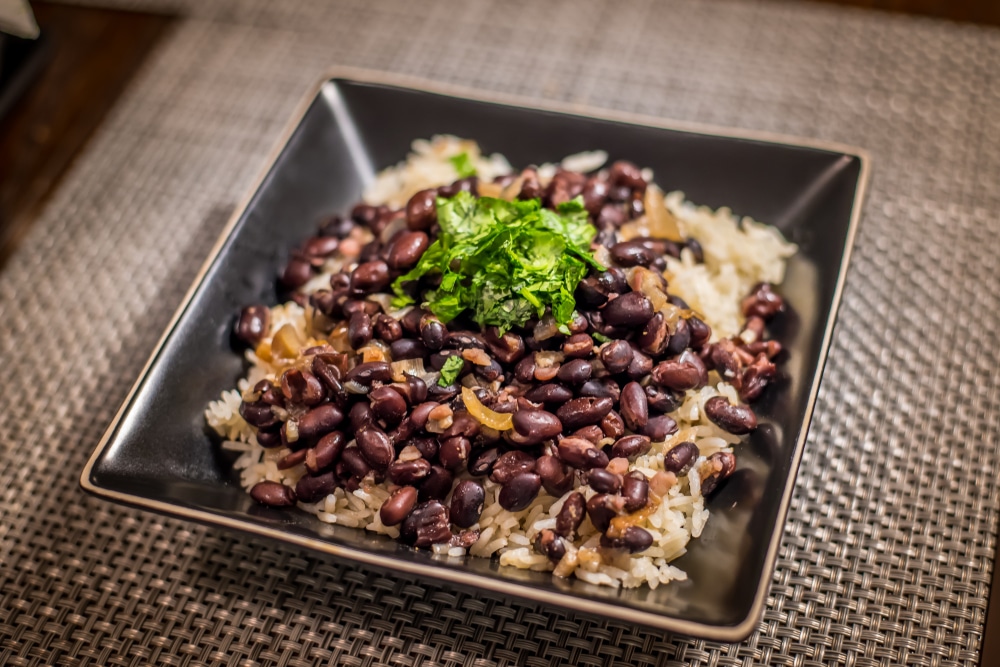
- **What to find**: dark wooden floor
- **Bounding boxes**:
[0,2,173,268]
[806,0,1000,25]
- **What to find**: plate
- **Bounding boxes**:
[81,68,869,641]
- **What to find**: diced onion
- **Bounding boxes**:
[533,315,560,341]
[366,293,396,314]
[390,358,426,382]
[461,386,514,431]
[643,184,683,242]
[344,380,369,394]
[285,419,299,443]
[272,324,303,359]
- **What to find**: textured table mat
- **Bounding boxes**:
[3,0,999,665]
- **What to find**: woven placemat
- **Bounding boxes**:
[2,0,999,665]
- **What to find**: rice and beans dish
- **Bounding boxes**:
[206,137,796,589]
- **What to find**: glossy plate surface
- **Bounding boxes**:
[82,69,869,641]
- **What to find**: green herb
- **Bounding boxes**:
[438,355,465,387]
[448,152,477,179]
[591,331,612,344]
[392,192,602,333]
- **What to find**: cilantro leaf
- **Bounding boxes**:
[391,191,602,333]
[438,355,465,387]
[448,152,477,179]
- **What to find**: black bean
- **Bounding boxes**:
[739,354,777,402]
[409,435,439,461]
[609,160,645,189]
[235,305,270,347]
[389,418,416,446]
[405,189,438,231]
[418,465,453,502]
[340,446,371,479]
[611,434,652,460]
[484,327,527,364]
[645,385,681,413]
[535,455,575,496]
[450,480,486,528]
[597,203,626,228]
[498,472,542,511]
[576,276,611,308]
[399,500,452,547]
[439,436,472,471]
[312,356,344,398]
[663,441,699,475]
[439,412,478,441]
[297,404,344,441]
[350,260,390,293]
[557,436,609,470]
[240,401,278,429]
[588,468,622,494]
[572,425,605,444]
[741,282,784,319]
[468,446,499,477]
[349,401,373,432]
[250,481,297,507]
[581,176,609,215]
[404,375,428,404]
[664,317,691,356]
[621,473,649,512]
[445,331,487,351]
[256,428,282,448]
[302,235,340,259]
[318,214,353,238]
[556,397,614,431]
[356,426,393,470]
[345,311,371,349]
[555,492,587,539]
[562,333,595,358]
[641,415,678,441]
[295,471,338,503]
[534,529,567,563]
[344,361,393,387]
[602,292,654,327]
[637,312,669,356]
[688,316,712,349]
[626,346,653,379]
[439,176,477,198]
[578,378,621,403]
[277,448,308,470]
[366,316,400,345]
[490,450,536,484]
[387,230,430,270]
[427,383,459,402]
[701,451,737,495]
[390,338,427,360]
[601,526,653,553]
[380,486,419,526]
[586,494,624,532]
[556,359,592,385]
[599,340,633,374]
[280,257,312,289]
[651,358,704,391]
[619,381,649,431]
[419,315,447,350]
[351,203,380,226]
[518,168,543,200]
[386,456,429,484]
[610,241,657,267]
[368,385,407,426]
[306,431,346,473]
[523,383,573,405]
[310,290,338,317]
[704,396,757,434]
[600,410,626,440]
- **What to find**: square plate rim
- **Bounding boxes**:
[80,65,872,642]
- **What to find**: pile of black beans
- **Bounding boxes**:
[233,160,785,561]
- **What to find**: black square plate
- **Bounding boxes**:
[82,69,869,641]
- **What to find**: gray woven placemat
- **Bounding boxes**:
[2,0,998,665]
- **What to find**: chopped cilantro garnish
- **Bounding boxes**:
[392,192,602,333]
[438,355,465,387]
[591,331,612,344]
[448,152,477,178]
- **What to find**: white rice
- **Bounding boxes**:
[205,136,797,589]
